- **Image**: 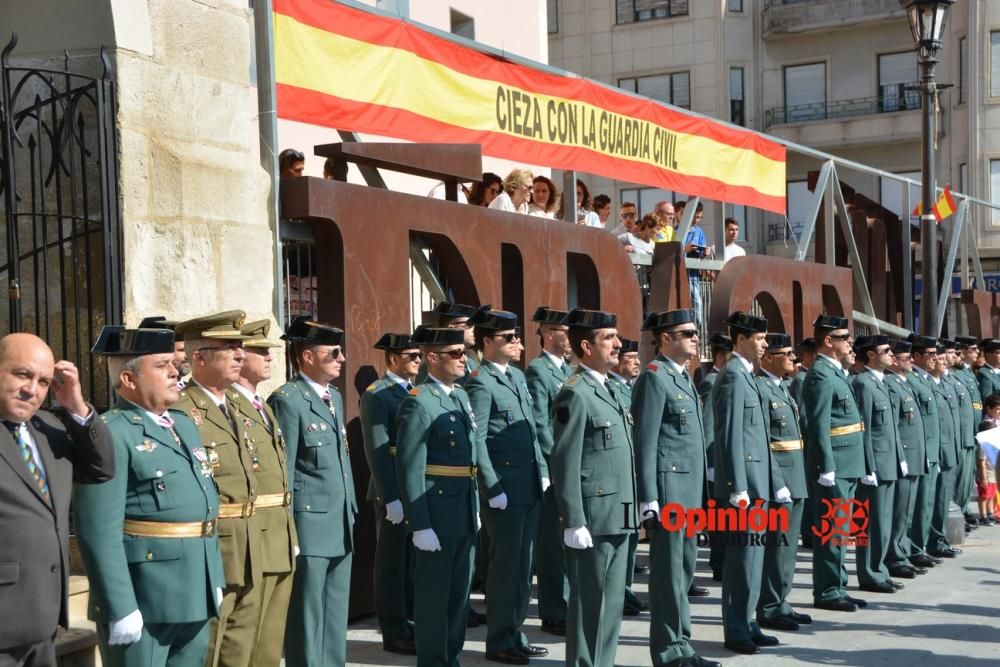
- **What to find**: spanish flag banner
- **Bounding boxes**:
[911,185,957,223]
[273,0,787,214]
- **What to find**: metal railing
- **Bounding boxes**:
[765,82,920,127]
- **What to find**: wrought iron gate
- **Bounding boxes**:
[0,35,123,407]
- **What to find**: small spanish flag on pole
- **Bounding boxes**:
[911,184,957,223]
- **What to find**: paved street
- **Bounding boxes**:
[343,525,1000,666]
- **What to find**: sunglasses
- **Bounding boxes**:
[768,350,794,357]
[829,333,852,341]
[494,332,522,343]
[670,329,698,339]
[438,348,467,360]
[399,352,422,361]
[621,212,637,219]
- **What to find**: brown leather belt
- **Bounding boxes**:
[218,501,256,519]
[770,439,803,452]
[425,464,478,478]
[255,492,291,509]
[830,422,863,437]
[123,518,215,538]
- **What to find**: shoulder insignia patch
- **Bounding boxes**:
[470,370,480,377]
[647,362,659,371]
[366,382,379,392]
[189,408,203,426]
[408,387,421,396]
[566,376,579,386]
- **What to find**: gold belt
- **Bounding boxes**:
[770,439,803,451]
[830,422,863,437]
[255,492,291,509]
[218,501,256,519]
[123,518,215,538]
[388,446,397,456]
[973,402,983,410]
[425,464,478,478]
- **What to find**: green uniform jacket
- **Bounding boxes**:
[907,370,941,467]
[360,376,409,504]
[713,356,779,499]
[466,363,548,504]
[697,368,719,471]
[394,382,489,536]
[946,372,976,451]
[525,354,569,457]
[885,373,926,471]
[976,365,1000,403]
[174,383,262,587]
[632,356,705,507]
[268,377,358,557]
[74,399,225,624]
[954,365,983,411]
[929,375,960,470]
[852,371,902,481]
[802,355,867,479]
[229,388,297,573]
[756,374,808,499]
[551,368,638,535]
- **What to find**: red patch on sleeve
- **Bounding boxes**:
[646,363,659,371]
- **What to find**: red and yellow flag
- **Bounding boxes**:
[273,0,787,214]
[911,185,957,223]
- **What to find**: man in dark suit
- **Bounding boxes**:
[0,332,115,667]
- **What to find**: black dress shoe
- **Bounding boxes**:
[889,581,904,590]
[634,563,650,575]
[688,656,722,667]
[622,602,641,617]
[909,554,935,567]
[663,658,694,667]
[929,548,959,558]
[468,608,486,628]
[859,581,896,594]
[845,595,868,608]
[688,585,710,597]
[519,645,548,657]
[540,619,566,636]
[814,598,857,612]
[910,565,928,574]
[383,637,417,655]
[759,616,799,631]
[724,640,760,655]
[790,611,812,624]
[485,649,530,665]
[888,565,917,579]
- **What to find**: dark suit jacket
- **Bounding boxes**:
[0,406,114,649]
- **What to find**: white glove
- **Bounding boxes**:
[475,512,481,531]
[817,471,836,487]
[412,528,442,552]
[774,486,792,503]
[488,492,509,510]
[706,467,715,483]
[385,500,404,525]
[729,490,750,508]
[860,473,878,486]
[640,500,660,522]
[541,477,551,493]
[900,460,909,477]
[215,587,223,607]
[564,526,594,549]
[108,609,143,645]
[292,546,300,558]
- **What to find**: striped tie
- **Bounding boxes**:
[10,423,49,503]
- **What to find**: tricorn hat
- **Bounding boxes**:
[374,333,417,351]
[565,308,617,330]
[726,311,767,334]
[642,309,694,331]
[281,316,344,346]
[91,325,175,356]
[412,325,465,346]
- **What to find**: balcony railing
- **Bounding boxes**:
[765,82,920,128]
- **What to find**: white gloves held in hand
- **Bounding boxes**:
[774,486,792,503]
[729,491,750,508]
[640,500,660,521]
[817,471,836,487]
[412,528,442,552]
[860,473,878,486]
[564,526,594,549]
[109,609,143,645]
[900,460,909,477]
[385,500,405,525]
[705,467,715,483]
[541,477,551,493]
[215,587,223,607]
[488,492,509,510]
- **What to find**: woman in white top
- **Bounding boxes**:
[574,179,602,228]
[489,168,533,214]
[527,175,559,218]
[618,213,658,256]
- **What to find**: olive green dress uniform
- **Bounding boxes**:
[755,372,807,624]
[360,375,415,645]
[395,379,492,667]
[172,383,263,667]
[74,400,226,667]
[802,354,871,603]
[907,368,942,556]
[950,365,980,514]
[632,355,706,665]
[697,368,724,577]
[929,374,961,554]
[976,363,1000,404]
[552,367,638,667]
[268,376,357,667]
[852,368,905,587]
[884,371,926,569]
[467,362,549,655]
[713,353,779,644]
[526,352,571,625]
[227,388,296,667]
[607,373,642,612]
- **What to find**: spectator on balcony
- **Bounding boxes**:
[653,201,675,243]
[722,217,747,265]
[683,202,713,327]
[674,200,686,231]
[323,157,348,181]
[427,180,470,204]
[489,169,534,214]
[610,201,639,237]
[468,173,503,207]
[618,214,658,257]
[528,176,560,219]
[279,148,305,177]
[575,179,602,228]
[593,194,613,229]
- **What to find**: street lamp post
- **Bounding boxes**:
[900,0,954,336]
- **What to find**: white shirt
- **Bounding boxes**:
[300,372,332,401]
[386,370,412,389]
[760,367,783,386]
[732,351,754,373]
[488,191,528,215]
[578,210,602,228]
[723,242,746,264]
[527,203,555,219]
[487,360,510,374]
[866,367,885,382]
[427,374,454,395]
[818,353,843,371]
[609,371,631,387]
[663,356,687,376]
[428,181,468,204]
[542,349,565,369]
[189,381,227,409]
[618,232,654,255]
[579,363,607,383]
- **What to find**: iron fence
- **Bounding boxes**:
[765,82,921,127]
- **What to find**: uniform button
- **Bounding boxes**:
[598,488,604,495]
[156,470,163,478]
[438,490,444,495]
[146,552,154,561]
[50,564,58,573]
[305,505,311,510]
[605,421,611,426]
[672,466,677,471]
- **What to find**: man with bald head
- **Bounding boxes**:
[0,333,115,666]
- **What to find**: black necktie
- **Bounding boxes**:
[221,403,238,435]
[405,382,413,391]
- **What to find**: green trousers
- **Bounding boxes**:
[647,520,697,664]
[856,480,894,586]
[413,532,476,667]
[812,477,858,603]
[930,464,958,553]
[99,621,209,667]
[909,463,939,555]
[953,447,977,514]
[535,469,568,622]
[887,474,919,567]
[206,581,262,667]
[758,499,803,621]
[565,534,629,667]
[484,502,540,654]
[706,481,725,575]
[284,553,352,667]
[373,501,414,643]
[624,531,640,608]
[721,514,765,643]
